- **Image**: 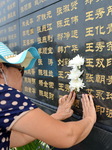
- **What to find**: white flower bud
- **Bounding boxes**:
[68,54,84,68]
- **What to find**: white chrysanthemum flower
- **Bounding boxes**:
[68,54,84,69]
[68,69,83,80]
[68,55,85,92]
[69,78,85,92]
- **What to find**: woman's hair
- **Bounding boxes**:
[0,63,10,74]
[3,63,11,68]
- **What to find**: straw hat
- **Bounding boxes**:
[0,42,40,70]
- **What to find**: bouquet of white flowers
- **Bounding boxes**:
[68,54,85,92]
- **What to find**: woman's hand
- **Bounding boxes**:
[51,91,76,120]
[81,94,96,124]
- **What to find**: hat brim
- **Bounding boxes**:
[0,47,41,70]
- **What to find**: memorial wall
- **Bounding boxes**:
[0,0,112,149]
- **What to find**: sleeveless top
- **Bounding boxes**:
[0,84,37,150]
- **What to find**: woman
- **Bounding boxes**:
[0,42,96,150]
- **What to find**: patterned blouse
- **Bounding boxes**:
[0,84,37,150]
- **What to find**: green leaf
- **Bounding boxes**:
[10,140,53,150]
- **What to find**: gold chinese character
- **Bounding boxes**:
[99,106,105,115]
[38,48,42,54]
[106,108,112,118]
[48,47,53,54]
[96,90,105,100]
[85,11,94,21]
[58,71,64,79]
[95,7,105,19]
[107,41,112,51]
[24,86,28,92]
[58,59,64,66]
[85,27,94,37]
[39,90,44,96]
[107,6,112,16]
[48,59,53,66]
[24,77,28,83]
[106,76,112,85]
[64,45,71,53]
[71,30,78,38]
[29,28,34,35]
[43,47,47,54]
[71,16,78,24]
[47,11,52,18]
[28,87,31,93]
[37,15,41,22]
[42,25,47,32]
[57,46,64,53]
[95,74,105,84]
[49,92,54,100]
[28,2,32,9]
[57,7,63,16]
[43,70,48,76]
[95,105,100,113]
[49,70,53,77]
[85,0,93,5]
[106,92,112,99]
[28,77,31,84]
[49,82,54,88]
[65,71,70,79]
[107,23,112,34]
[71,0,78,10]
[47,35,53,42]
[29,18,33,24]
[86,73,94,83]
[64,32,70,40]
[35,0,39,5]
[39,80,44,86]
[47,23,52,31]
[23,40,27,46]
[106,58,112,67]
[38,69,43,76]
[38,59,43,65]
[71,44,79,52]
[41,14,46,20]
[95,25,105,35]
[95,41,105,52]
[57,20,63,28]
[63,4,70,13]
[58,83,64,91]
[30,39,34,44]
[64,18,70,26]
[95,58,105,68]
[31,78,36,84]
[86,89,94,95]
[65,58,70,66]
[65,84,70,92]
[85,43,94,52]
[86,58,94,67]
[44,91,48,98]
[37,26,42,33]
[42,36,47,43]
[32,88,36,94]
[44,81,48,88]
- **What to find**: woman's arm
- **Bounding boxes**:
[11,92,96,148]
[10,130,36,148]
[10,92,75,148]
